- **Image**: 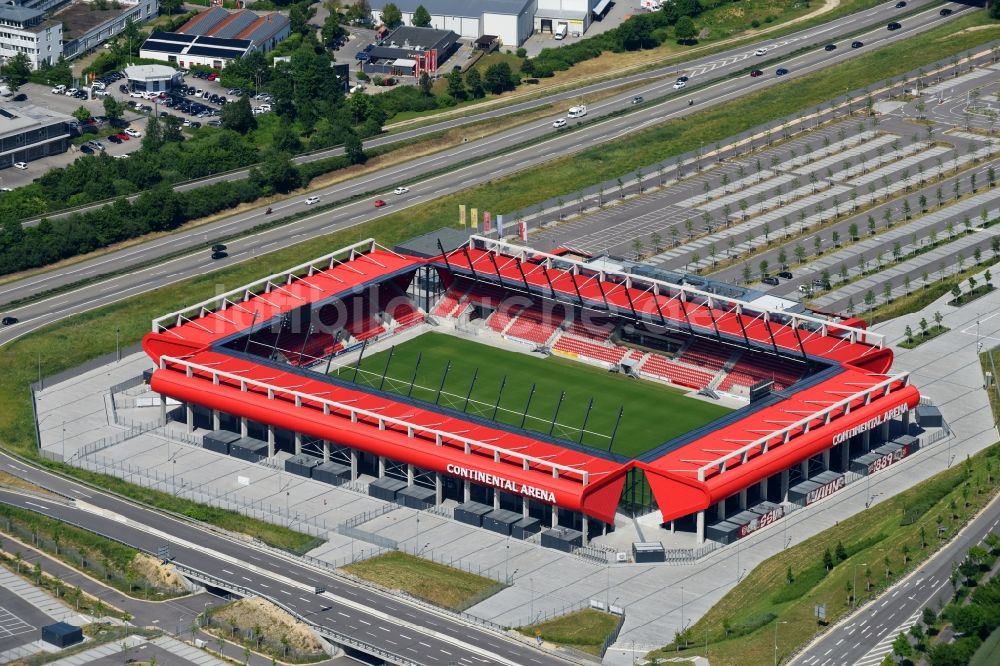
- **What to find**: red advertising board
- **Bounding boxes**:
[867,445,910,475]
[738,505,785,538]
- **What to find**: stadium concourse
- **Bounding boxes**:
[142,233,926,548]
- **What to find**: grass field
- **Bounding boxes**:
[333,332,729,457]
[343,551,502,611]
[517,608,621,656]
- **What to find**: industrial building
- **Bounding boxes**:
[0,102,72,169]
[371,0,534,48]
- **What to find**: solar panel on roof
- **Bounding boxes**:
[149,30,196,43]
[213,13,256,39]
[196,35,251,48]
[141,41,187,54]
[186,45,250,58]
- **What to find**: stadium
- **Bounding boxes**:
[142,232,924,551]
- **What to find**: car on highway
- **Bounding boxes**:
[552,118,567,129]
[304,195,320,205]
[374,199,387,208]
[777,271,793,279]
[750,69,763,77]
[211,250,227,260]
[887,22,901,30]
[393,186,409,195]
[939,8,952,15]
[824,44,836,51]
[1,316,17,326]
[673,80,686,89]
[676,75,689,82]
[762,276,780,286]
[631,95,644,104]
[775,68,789,76]
[13,162,27,170]
[124,128,142,138]
[852,40,864,48]
[894,1,906,6]
[211,244,227,252]
[754,48,767,56]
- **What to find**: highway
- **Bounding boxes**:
[791,491,1000,666]
[0,450,572,666]
[17,0,948,227]
[0,3,972,349]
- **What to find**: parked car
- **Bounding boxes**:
[762,276,780,286]
[116,132,130,141]
[65,88,78,96]
[13,162,27,170]
[51,84,66,94]
[106,135,121,144]
[777,271,793,279]
[79,144,95,153]
[124,128,141,138]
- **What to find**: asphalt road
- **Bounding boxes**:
[790,491,1000,666]
[0,451,572,666]
[0,3,972,348]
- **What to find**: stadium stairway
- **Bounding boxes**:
[708,348,744,391]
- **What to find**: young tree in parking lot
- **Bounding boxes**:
[71,105,92,123]
[381,2,403,28]
[759,259,769,278]
[102,95,125,123]
[412,4,432,27]
[777,248,787,268]
[221,95,256,134]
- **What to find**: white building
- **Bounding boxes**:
[534,0,592,36]
[123,63,182,93]
[0,5,62,69]
[139,8,290,69]
[371,0,535,48]
[0,102,72,169]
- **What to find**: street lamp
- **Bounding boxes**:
[852,563,868,609]
[773,620,788,666]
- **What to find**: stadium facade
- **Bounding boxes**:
[143,235,921,546]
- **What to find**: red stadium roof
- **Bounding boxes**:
[143,238,918,526]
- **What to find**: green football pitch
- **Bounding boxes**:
[331,332,731,458]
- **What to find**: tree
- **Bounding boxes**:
[412,4,432,27]
[823,548,834,571]
[892,632,913,660]
[901,543,911,564]
[380,3,403,28]
[221,95,256,134]
[142,115,163,152]
[0,52,31,89]
[675,16,697,44]
[419,71,433,96]
[344,131,365,164]
[322,10,346,48]
[848,222,859,240]
[835,541,847,561]
[103,96,126,123]
[904,325,913,343]
[446,70,466,100]
[759,259,769,278]
[484,62,516,95]
[951,284,962,301]
[160,0,183,13]
[252,151,301,194]
[465,67,484,98]
[72,106,92,123]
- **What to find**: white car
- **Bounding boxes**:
[129,90,144,98]
[13,162,27,170]
[672,80,686,89]
[393,186,409,195]
[304,196,320,205]
[65,88,78,96]
[754,48,767,56]
[51,84,66,94]
[552,118,567,129]
[124,128,142,138]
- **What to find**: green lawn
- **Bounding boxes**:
[333,332,729,457]
[343,551,502,611]
[517,608,621,656]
